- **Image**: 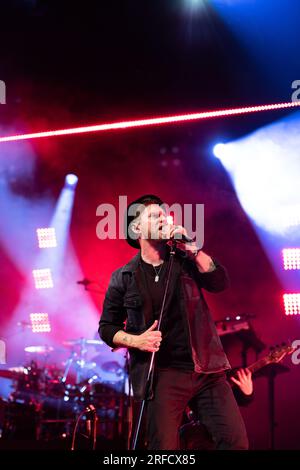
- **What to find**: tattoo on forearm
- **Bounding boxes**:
[122,334,133,346]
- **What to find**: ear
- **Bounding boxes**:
[130,221,141,235]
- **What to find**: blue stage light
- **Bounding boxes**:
[65,174,78,187]
[214,112,300,235]
[213,143,226,159]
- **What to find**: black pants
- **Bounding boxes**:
[146,368,249,450]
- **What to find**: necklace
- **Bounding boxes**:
[153,263,164,282]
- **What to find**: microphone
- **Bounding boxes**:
[170,226,195,243]
[172,233,195,243]
[17,320,31,328]
[77,278,92,286]
[161,223,196,244]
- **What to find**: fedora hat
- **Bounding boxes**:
[125,194,164,248]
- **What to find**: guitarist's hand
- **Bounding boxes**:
[231,368,253,396]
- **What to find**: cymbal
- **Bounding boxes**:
[63,338,103,347]
[61,359,97,370]
[24,346,54,354]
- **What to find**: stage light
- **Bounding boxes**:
[32,268,53,289]
[282,249,300,270]
[36,228,57,248]
[213,143,226,159]
[49,176,78,270]
[283,293,300,315]
[35,174,78,281]
[0,102,299,143]
[214,112,300,235]
[185,0,205,7]
[213,142,236,170]
[30,313,51,333]
[65,174,78,187]
[182,0,207,14]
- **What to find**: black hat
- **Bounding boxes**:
[125,194,164,249]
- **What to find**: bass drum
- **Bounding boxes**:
[37,383,87,441]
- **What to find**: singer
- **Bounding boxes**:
[99,194,248,450]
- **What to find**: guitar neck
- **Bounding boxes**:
[247,356,271,374]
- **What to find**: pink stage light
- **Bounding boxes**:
[283,293,300,315]
[282,248,300,270]
[32,268,54,289]
[0,102,299,143]
[36,228,57,248]
[30,313,51,333]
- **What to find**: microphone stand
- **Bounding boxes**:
[131,240,177,450]
[77,279,105,294]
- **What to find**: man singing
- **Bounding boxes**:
[99,195,248,450]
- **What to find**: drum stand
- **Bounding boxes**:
[61,339,90,385]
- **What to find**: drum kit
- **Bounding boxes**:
[0,338,129,445]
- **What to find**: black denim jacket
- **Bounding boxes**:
[99,252,231,399]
